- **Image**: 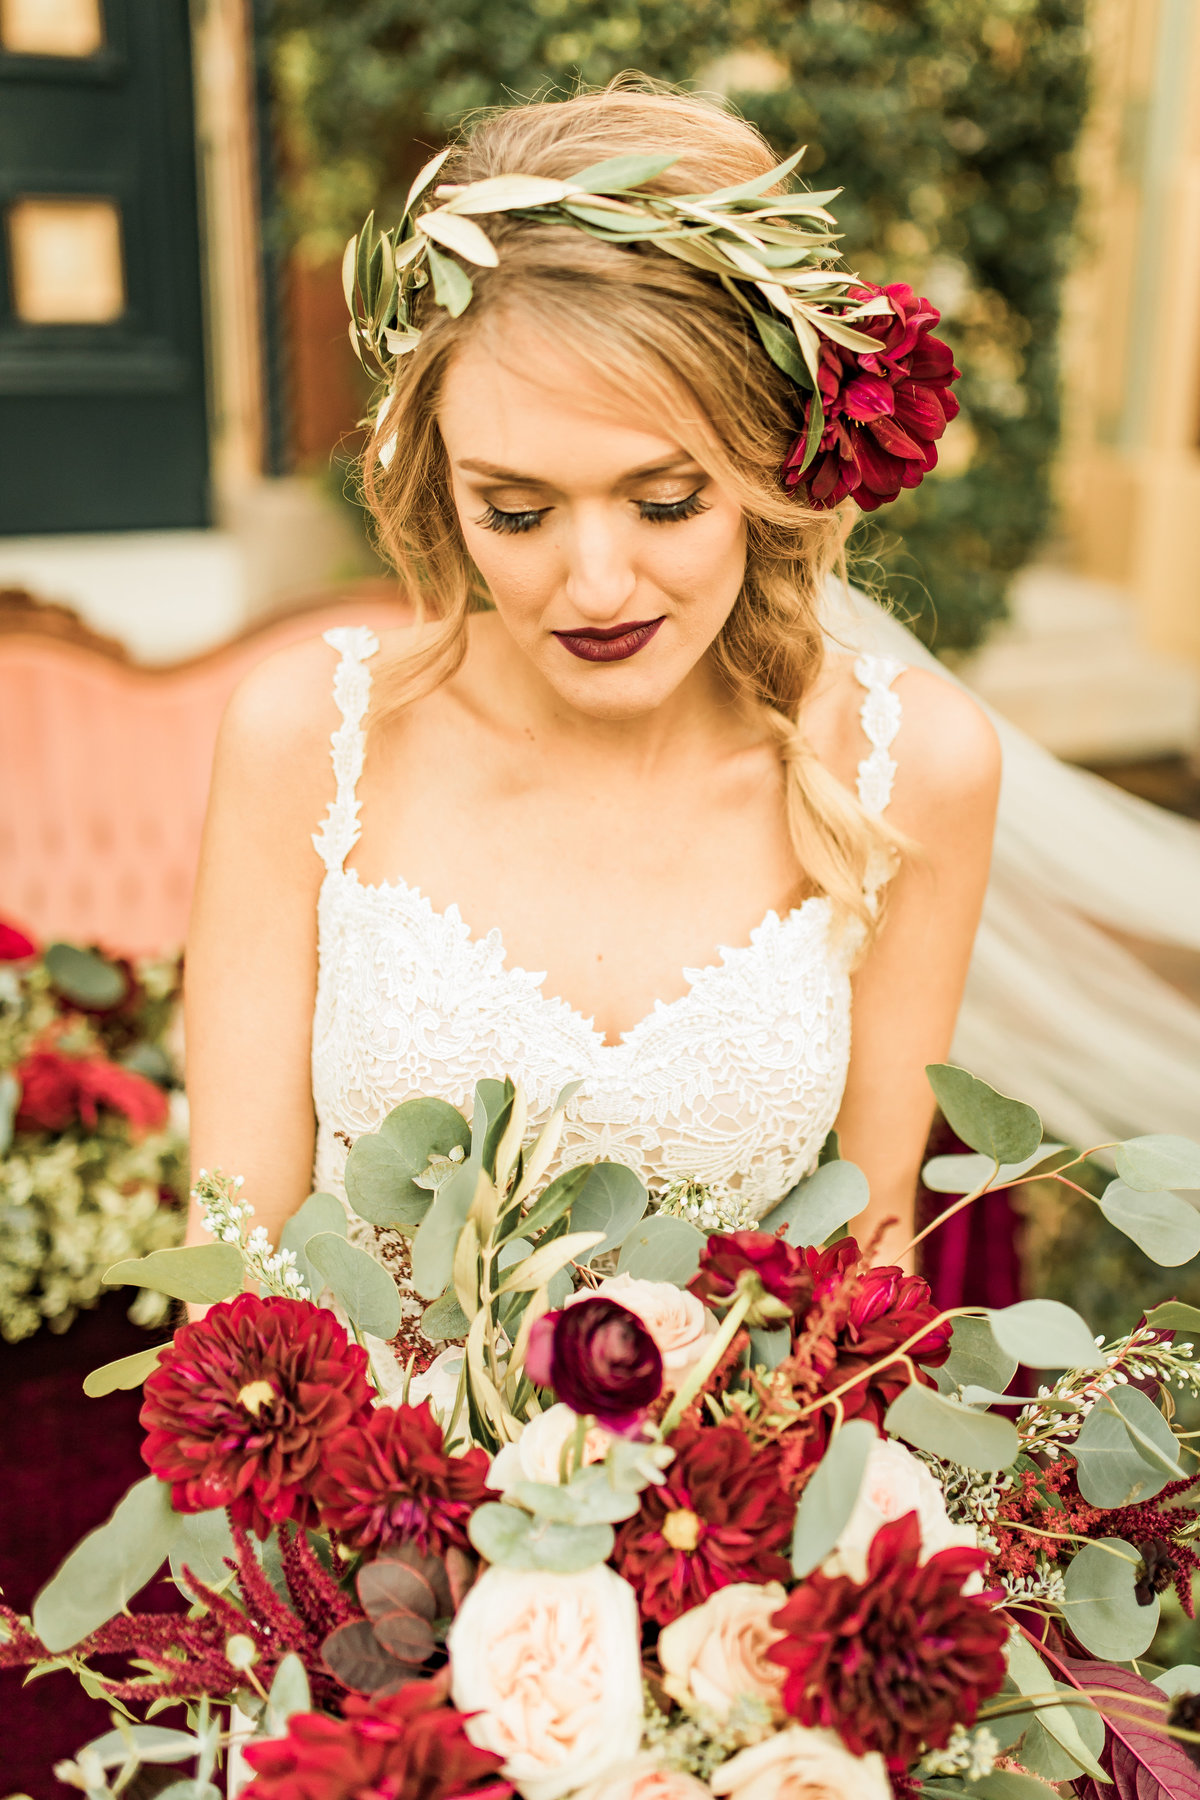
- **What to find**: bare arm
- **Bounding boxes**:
[835,669,1002,1267]
[184,640,338,1252]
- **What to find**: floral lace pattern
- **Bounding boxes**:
[310,629,903,1298]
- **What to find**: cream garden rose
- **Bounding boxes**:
[447,1563,644,1800]
[487,1402,612,1493]
[658,1582,788,1723]
[572,1758,713,1800]
[710,1727,890,1800]
[568,1272,718,1388]
[822,1438,978,1583]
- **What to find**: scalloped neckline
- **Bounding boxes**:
[330,864,834,1052]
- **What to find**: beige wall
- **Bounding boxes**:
[1059,0,1200,665]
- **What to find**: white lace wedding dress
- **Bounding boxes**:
[309,626,905,1376]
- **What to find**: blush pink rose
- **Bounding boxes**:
[574,1760,713,1800]
[447,1563,643,1800]
[658,1583,788,1722]
[710,1727,890,1800]
[488,1403,612,1494]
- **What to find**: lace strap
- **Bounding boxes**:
[852,653,905,817]
[312,626,380,873]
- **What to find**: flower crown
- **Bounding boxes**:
[345,146,960,512]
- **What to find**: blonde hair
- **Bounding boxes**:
[360,79,900,939]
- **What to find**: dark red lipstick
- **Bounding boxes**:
[552,617,665,663]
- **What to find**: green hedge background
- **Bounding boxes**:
[263,0,1091,651]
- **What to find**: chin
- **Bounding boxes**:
[543,655,693,721]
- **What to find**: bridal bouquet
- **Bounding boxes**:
[0,922,186,1341]
[4,1065,1200,1800]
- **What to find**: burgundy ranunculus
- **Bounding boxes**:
[768,1512,1006,1768]
[689,1230,814,1325]
[805,1239,951,1426]
[612,1419,793,1624]
[0,921,36,960]
[141,1294,376,1537]
[241,1681,514,1800]
[783,282,961,511]
[315,1400,492,1555]
[15,1046,168,1135]
[525,1296,663,1433]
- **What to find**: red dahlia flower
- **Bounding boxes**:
[783,283,960,512]
[612,1420,792,1624]
[0,921,36,960]
[241,1681,513,1800]
[768,1512,1006,1767]
[806,1240,951,1426]
[15,1046,168,1135]
[689,1230,814,1324]
[140,1294,376,1537]
[525,1296,663,1432]
[315,1400,491,1555]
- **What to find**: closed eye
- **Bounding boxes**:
[475,488,711,535]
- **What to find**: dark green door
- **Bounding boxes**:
[0,0,209,533]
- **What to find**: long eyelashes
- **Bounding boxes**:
[475,489,711,536]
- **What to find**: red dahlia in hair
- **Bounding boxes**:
[806,1240,950,1426]
[315,1400,492,1555]
[612,1420,792,1625]
[689,1230,813,1325]
[140,1294,375,1537]
[768,1512,1006,1767]
[241,1681,513,1800]
[783,282,960,512]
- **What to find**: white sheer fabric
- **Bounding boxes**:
[825,581,1200,1145]
[310,628,905,1222]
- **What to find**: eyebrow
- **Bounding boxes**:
[455,455,699,484]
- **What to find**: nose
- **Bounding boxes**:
[562,502,638,621]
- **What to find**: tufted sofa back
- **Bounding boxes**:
[0,586,412,956]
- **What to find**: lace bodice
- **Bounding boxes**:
[311,629,904,1263]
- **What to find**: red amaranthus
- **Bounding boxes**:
[141,1294,375,1537]
[612,1419,792,1625]
[241,1681,514,1800]
[315,1401,492,1556]
[768,1513,1006,1768]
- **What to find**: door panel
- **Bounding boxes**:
[0,0,209,532]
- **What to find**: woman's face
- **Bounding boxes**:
[438,325,747,722]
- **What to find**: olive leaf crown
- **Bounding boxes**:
[343,144,894,482]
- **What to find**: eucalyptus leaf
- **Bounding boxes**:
[791,1419,876,1577]
[1061,1536,1159,1660]
[1146,1301,1200,1333]
[921,1144,1067,1194]
[411,1163,477,1299]
[266,1653,312,1735]
[1115,1134,1200,1193]
[925,1064,1042,1165]
[169,1507,236,1591]
[1098,1179,1200,1266]
[884,1383,1019,1472]
[1153,1665,1200,1698]
[33,1475,179,1651]
[616,1213,705,1282]
[422,1290,471,1340]
[760,1159,868,1246]
[305,1232,403,1340]
[80,1724,203,1768]
[1005,1632,1108,1782]
[279,1191,347,1293]
[936,1316,1018,1398]
[468,1501,613,1571]
[83,1341,167,1397]
[103,1242,243,1305]
[748,1326,791,1371]
[968,1777,1062,1800]
[44,940,127,1008]
[568,1162,649,1260]
[344,1099,469,1229]
[1074,1386,1181,1507]
[988,1299,1105,1372]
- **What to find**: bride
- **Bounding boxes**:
[185,84,1008,1364]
